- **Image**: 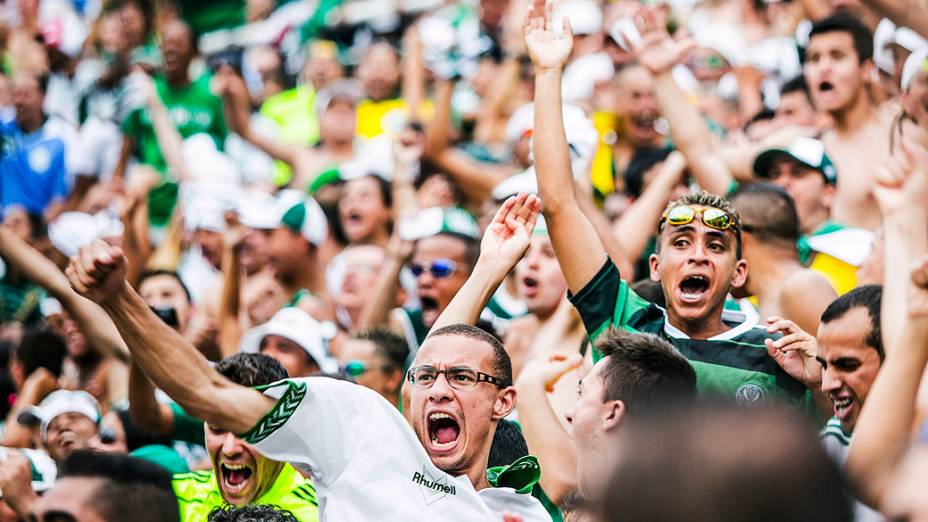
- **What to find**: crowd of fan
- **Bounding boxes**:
[0,0,926,519]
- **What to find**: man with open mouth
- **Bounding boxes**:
[173,353,319,522]
[66,231,550,520]
[528,2,819,409]
[816,285,884,522]
[805,13,893,232]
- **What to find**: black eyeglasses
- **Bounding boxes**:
[406,366,503,389]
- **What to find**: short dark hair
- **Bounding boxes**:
[730,183,801,249]
[15,329,67,378]
[487,419,529,468]
[138,269,191,303]
[624,147,674,198]
[352,327,408,371]
[808,14,873,63]
[427,323,513,388]
[658,190,743,259]
[208,505,299,522]
[215,352,289,387]
[594,328,697,414]
[780,75,812,103]
[433,233,480,268]
[820,285,883,360]
[58,450,178,522]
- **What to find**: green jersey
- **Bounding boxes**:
[569,260,813,407]
[121,74,228,174]
[173,464,319,522]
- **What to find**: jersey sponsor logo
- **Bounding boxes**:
[412,466,456,505]
[735,383,766,405]
[28,146,52,173]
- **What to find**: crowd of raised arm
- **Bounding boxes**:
[0,0,925,520]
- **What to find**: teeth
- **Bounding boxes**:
[223,464,247,470]
[833,397,852,409]
[429,413,451,421]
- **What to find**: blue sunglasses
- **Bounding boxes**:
[408,259,458,279]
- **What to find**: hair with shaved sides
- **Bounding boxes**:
[426,324,513,388]
[730,183,800,250]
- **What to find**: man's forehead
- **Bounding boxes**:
[413,335,494,369]
[818,308,874,352]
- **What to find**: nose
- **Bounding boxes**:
[220,432,244,456]
[688,242,710,263]
[426,372,454,402]
[821,368,840,394]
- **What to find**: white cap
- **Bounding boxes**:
[48,211,124,258]
[874,18,897,74]
[492,168,539,201]
[239,307,338,374]
[38,390,101,440]
[238,189,329,246]
[902,46,928,90]
[505,103,598,160]
[182,134,241,184]
[554,0,602,36]
[562,52,615,102]
[237,190,279,230]
[895,27,928,53]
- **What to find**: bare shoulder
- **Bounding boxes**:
[782,269,835,301]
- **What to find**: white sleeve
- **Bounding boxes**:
[241,377,398,486]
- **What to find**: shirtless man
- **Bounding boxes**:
[805,14,891,230]
[729,184,837,334]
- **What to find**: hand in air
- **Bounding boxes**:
[625,7,695,76]
[908,254,928,321]
[66,240,128,305]
[480,193,542,278]
[764,316,821,387]
[523,0,573,73]
[874,138,928,217]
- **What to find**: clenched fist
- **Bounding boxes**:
[66,239,128,305]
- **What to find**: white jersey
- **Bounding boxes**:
[243,377,551,522]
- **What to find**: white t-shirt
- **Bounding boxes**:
[243,377,551,521]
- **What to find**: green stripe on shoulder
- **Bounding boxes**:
[241,380,308,444]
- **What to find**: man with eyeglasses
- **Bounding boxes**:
[63,200,551,521]
[526,0,817,408]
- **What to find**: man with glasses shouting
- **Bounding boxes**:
[63,196,551,521]
[526,0,818,409]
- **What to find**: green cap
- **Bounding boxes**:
[130,445,190,475]
[753,137,837,185]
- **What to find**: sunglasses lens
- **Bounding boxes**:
[430,259,456,278]
[344,361,366,377]
[702,208,732,230]
[409,263,424,277]
[666,206,696,225]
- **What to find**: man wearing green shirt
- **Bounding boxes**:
[173,353,318,522]
[118,20,228,226]
[527,7,822,410]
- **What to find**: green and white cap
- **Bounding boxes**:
[753,137,837,185]
[902,46,928,90]
[398,206,480,241]
[241,189,328,246]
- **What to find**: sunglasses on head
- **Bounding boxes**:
[659,205,738,233]
[408,259,458,279]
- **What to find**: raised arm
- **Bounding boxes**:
[66,241,272,434]
[0,227,129,362]
[873,140,928,352]
[515,352,581,505]
[127,362,176,437]
[860,0,928,38]
[627,9,732,197]
[526,0,608,294]
[216,68,313,175]
[431,194,540,332]
[134,71,192,182]
[217,215,247,358]
[845,254,928,508]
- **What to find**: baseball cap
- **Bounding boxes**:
[753,137,837,185]
[239,307,338,374]
[554,0,603,36]
[902,46,928,90]
[38,390,101,440]
[397,207,480,241]
[48,211,124,258]
[240,189,329,246]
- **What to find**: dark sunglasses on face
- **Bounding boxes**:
[408,259,458,279]
[659,205,738,233]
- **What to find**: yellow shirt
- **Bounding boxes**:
[356,98,434,138]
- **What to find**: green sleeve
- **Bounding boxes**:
[568,260,623,341]
[121,108,141,136]
[169,402,205,445]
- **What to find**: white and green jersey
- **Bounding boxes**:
[819,418,882,522]
[241,377,550,521]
